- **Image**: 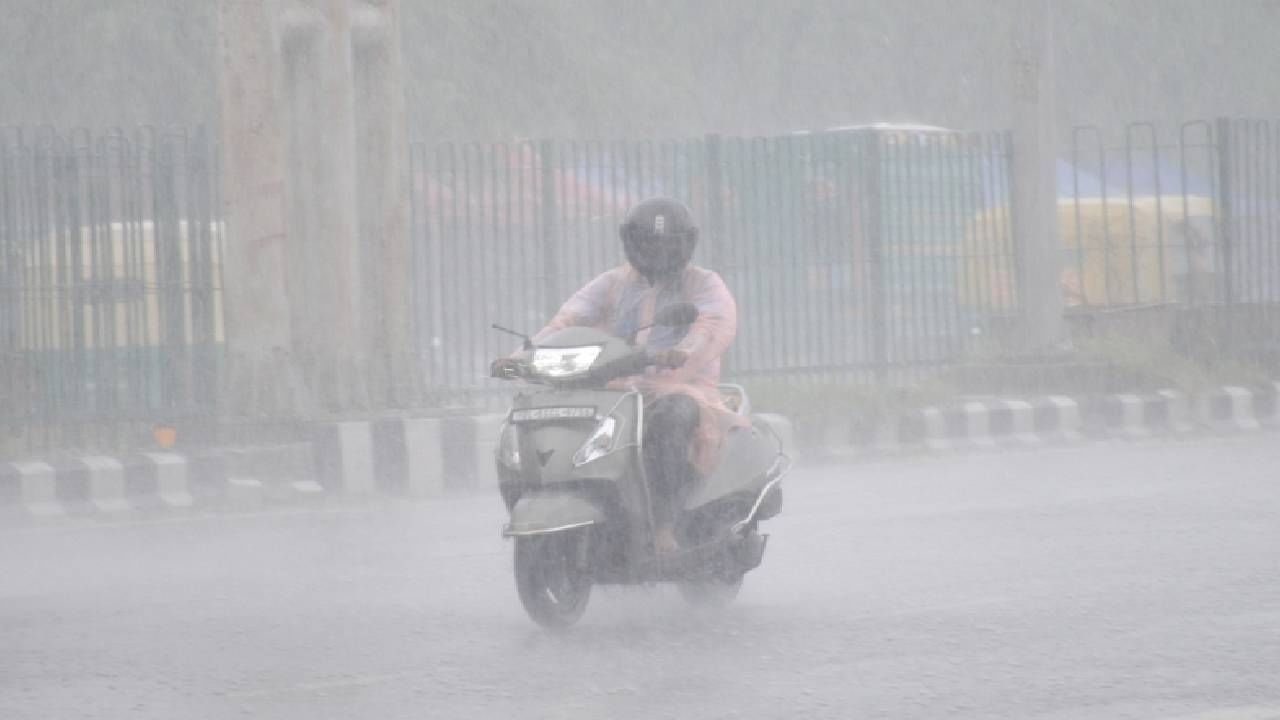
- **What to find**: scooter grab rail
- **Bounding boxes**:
[730,452,792,537]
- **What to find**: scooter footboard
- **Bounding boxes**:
[504,492,607,537]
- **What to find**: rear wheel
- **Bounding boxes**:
[513,532,592,629]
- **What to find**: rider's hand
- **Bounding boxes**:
[490,357,522,379]
[651,349,689,369]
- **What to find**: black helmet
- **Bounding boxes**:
[619,197,699,282]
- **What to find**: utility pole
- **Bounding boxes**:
[1011,0,1066,352]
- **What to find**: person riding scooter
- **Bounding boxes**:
[492,197,743,554]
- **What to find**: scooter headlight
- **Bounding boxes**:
[531,346,602,378]
[497,421,520,468]
[572,415,618,467]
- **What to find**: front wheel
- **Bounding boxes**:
[513,532,592,629]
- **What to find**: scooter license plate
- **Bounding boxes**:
[509,407,597,423]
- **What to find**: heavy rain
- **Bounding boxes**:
[2,2,1279,718]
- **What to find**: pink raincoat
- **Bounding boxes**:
[532,264,746,473]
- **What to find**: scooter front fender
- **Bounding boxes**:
[503,493,606,537]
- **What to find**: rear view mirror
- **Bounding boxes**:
[653,302,699,327]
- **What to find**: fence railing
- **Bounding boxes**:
[408,128,1019,402]
[0,126,224,450]
[1064,118,1280,310]
[6,118,1276,443]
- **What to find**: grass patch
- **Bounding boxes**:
[1073,333,1273,395]
[741,374,954,442]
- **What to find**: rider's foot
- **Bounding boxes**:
[654,525,679,554]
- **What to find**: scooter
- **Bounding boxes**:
[491,303,790,628]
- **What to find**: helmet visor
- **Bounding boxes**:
[622,227,695,277]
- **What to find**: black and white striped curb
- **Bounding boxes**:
[814,382,1279,457]
[1198,383,1279,431]
[4,381,1275,518]
[0,413,513,521]
[320,412,798,497]
[0,441,337,520]
[1097,390,1195,438]
[889,395,1084,451]
[0,411,796,522]
[315,413,508,497]
[1,453,194,519]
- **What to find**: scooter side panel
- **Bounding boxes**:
[682,420,781,511]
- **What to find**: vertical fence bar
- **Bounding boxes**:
[704,134,725,285]
[863,132,887,381]
[998,131,1019,316]
[1264,120,1276,307]
[781,135,801,369]
[407,141,422,382]
[703,133,729,372]
[1124,125,1141,304]
[1179,122,1201,306]
[1149,129,1167,303]
[1248,121,1264,305]
[1271,119,1279,306]
[425,142,446,388]
[1272,120,1279,305]
[895,132,916,369]
[832,133,853,369]
[813,132,833,370]
[1216,118,1236,315]
[538,139,558,321]
[441,143,459,389]
[959,133,980,334]
[1070,129,1087,306]
[928,134,949,360]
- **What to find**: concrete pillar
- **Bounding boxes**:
[1010,0,1065,352]
[220,0,411,420]
[351,0,415,408]
[278,0,367,412]
[217,0,305,420]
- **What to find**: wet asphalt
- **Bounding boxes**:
[3,436,1279,720]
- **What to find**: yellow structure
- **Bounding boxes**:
[13,220,225,350]
[963,195,1216,308]
[1058,195,1215,306]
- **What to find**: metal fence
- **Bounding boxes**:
[408,128,1019,401]
[11,117,1273,439]
[0,126,224,450]
[1064,118,1280,309]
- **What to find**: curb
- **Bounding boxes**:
[880,395,1084,453]
[0,413,516,524]
[1,453,193,519]
[323,413,506,497]
[805,382,1279,460]
[3,380,1275,521]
